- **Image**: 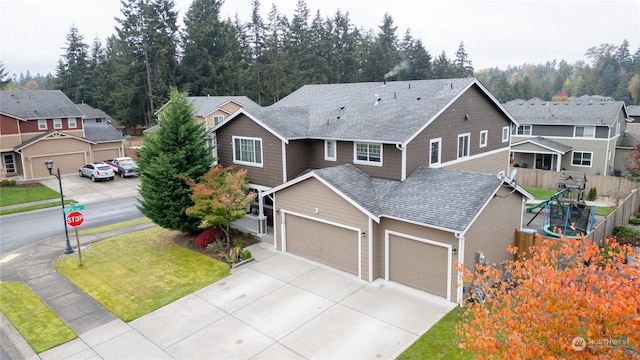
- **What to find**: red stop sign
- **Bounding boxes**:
[66,211,84,227]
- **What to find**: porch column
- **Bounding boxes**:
[556,154,562,172]
[256,190,267,236]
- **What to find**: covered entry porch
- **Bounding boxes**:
[511,137,571,172]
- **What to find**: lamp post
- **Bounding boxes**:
[44,159,73,254]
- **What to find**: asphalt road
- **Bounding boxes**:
[0,196,143,256]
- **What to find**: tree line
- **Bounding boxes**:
[1,0,639,127]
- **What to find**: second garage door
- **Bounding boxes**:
[284,214,359,275]
[387,232,451,300]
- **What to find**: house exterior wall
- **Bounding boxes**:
[406,85,512,176]
[442,148,509,174]
[216,114,285,187]
[22,137,91,179]
[286,140,311,181]
[273,177,371,280]
[463,187,523,271]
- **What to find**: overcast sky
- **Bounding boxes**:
[1,0,638,76]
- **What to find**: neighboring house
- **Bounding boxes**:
[212,78,532,303]
[627,105,640,122]
[76,102,124,132]
[505,96,632,175]
[0,90,125,179]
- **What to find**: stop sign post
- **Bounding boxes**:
[65,210,84,265]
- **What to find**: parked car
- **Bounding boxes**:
[104,157,138,178]
[79,162,115,182]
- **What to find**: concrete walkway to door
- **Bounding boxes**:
[38,242,456,359]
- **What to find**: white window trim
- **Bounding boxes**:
[571,151,593,167]
[53,118,63,129]
[429,137,441,166]
[68,118,77,128]
[38,119,47,130]
[324,140,337,161]
[213,115,224,126]
[353,142,383,166]
[232,136,263,168]
[502,126,509,142]
[457,133,470,159]
[573,125,595,138]
[516,125,532,136]
[2,154,16,174]
[479,130,488,148]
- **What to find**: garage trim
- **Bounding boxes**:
[280,209,362,280]
[384,229,452,302]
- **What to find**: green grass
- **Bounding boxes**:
[0,200,75,216]
[77,217,152,236]
[595,206,614,217]
[0,186,59,206]
[55,226,229,321]
[0,282,77,353]
[523,186,558,200]
[398,307,474,359]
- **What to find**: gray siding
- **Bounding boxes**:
[533,125,572,137]
[595,126,610,138]
[443,149,509,174]
[216,114,284,187]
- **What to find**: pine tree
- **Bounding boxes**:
[453,41,473,77]
[137,90,214,233]
[0,62,12,89]
[363,13,401,81]
[54,25,91,103]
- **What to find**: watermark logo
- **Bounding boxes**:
[572,336,586,351]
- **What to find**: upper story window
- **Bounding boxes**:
[96,118,103,123]
[502,126,509,142]
[38,119,47,130]
[574,126,595,138]
[214,115,224,126]
[324,140,337,161]
[354,143,382,166]
[479,130,488,148]
[572,151,592,167]
[68,118,77,128]
[53,119,63,129]
[430,138,441,165]
[457,133,470,159]
[515,125,531,136]
[233,136,262,167]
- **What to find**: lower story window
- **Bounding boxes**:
[572,151,592,167]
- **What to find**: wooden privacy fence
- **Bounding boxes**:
[585,189,640,243]
[512,167,638,202]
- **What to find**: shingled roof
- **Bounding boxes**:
[218,78,511,144]
[83,125,125,143]
[276,164,511,233]
[0,90,84,120]
[503,96,627,126]
[188,96,259,116]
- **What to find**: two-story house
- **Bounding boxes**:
[0,90,125,179]
[211,78,532,304]
[505,96,632,175]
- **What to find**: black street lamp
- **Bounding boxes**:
[44,159,73,254]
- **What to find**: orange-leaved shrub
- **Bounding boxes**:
[455,234,640,359]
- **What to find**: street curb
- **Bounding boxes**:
[0,312,39,360]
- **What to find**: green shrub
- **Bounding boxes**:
[587,187,597,201]
[1,179,16,187]
[612,226,640,246]
[629,217,640,226]
[241,250,252,261]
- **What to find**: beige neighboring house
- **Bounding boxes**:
[0,90,125,180]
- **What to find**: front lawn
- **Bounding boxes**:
[0,186,59,206]
[55,226,230,321]
[398,307,474,359]
[0,282,76,353]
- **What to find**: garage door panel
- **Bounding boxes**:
[389,234,448,298]
[93,149,119,162]
[285,215,358,275]
[31,153,85,178]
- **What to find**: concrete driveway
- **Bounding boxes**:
[39,242,456,360]
[37,173,141,204]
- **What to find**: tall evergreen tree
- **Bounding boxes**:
[362,13,401,81]
[325,10,361,83]
[54,25,91,103]
[399,30,432,80]
[432,51,454,78]
[453,42,473,77]
[137,89,214,233]
[0,62,11,89]
[262,4,290,104]
[246,0,267,104]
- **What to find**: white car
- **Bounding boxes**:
[79,162,115,182]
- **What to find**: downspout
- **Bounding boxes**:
[455,232,465,306]
[368,217,373,282]
[604,129,611,175]
[281,141,287,183]
[396,143,406,181]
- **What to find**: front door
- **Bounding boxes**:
[2,153,16,175]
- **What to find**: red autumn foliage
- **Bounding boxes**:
[193,226,225,248]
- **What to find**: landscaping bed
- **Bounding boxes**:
[173,226,260,265]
